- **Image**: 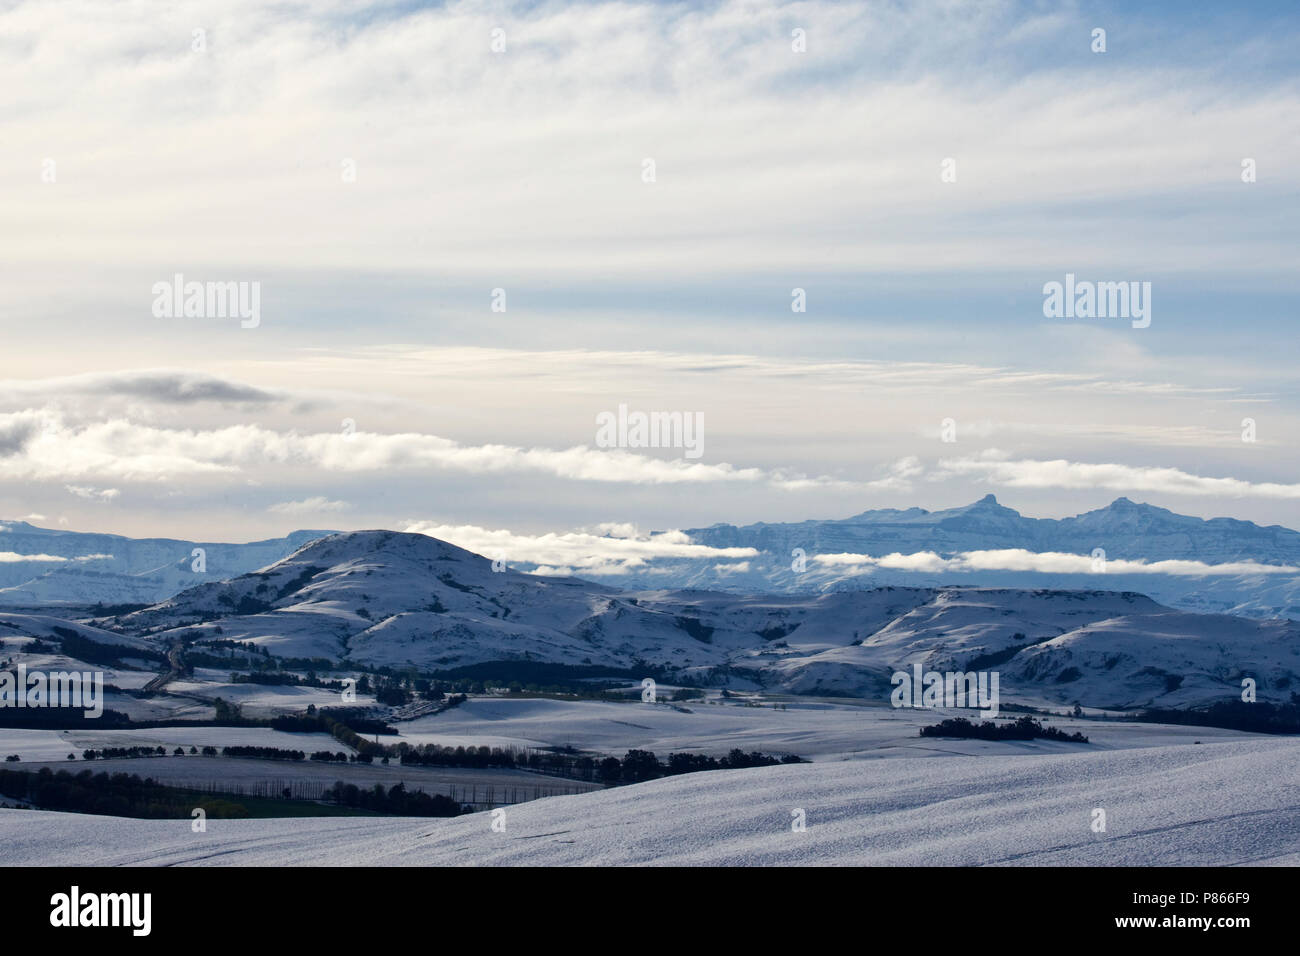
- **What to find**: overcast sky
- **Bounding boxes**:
[1,0,1297,548]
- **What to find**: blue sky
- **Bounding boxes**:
[0,0,1297,555]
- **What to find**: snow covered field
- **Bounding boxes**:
[0,726,348,762]
[4,737,1297,866]
[397,695,1256,759]
[162,676,365,716]
[13,756,600,798]
[0,695,1257,764]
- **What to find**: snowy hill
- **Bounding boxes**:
[98,530,1300,709]
[0,611,155,652]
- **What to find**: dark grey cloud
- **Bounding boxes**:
[0,370,282,407]
[0,415,39,456]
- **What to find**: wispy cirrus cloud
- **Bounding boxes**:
[920,420,1261,448]
[283,346,1261,402]
[269,497,351,515]
[3,0,1297,277]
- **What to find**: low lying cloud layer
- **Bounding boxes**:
[2,406,1296,515]
[402,521,757,576]
[815,549,1300,577]
[0,551,112,563]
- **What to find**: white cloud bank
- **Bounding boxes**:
[0,552,112,563]
[402,522,758,576]
[815,549,1300,577]
[0,411,914,491]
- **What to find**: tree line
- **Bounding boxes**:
[324,780,461,816]
[1137,694,1300,734]
[919,716,1090,743]
[0,766,250,819]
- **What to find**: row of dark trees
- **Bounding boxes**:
[393,742,803,784]
[230,671,348,689]
[324,780,461,816]
[920,716,1089,743]
[221,745,307,760]
[0,766,464,819]
[81,745,218,760]
[1138,694,1300,734]
[0,766,250,819]
[269,708,402,758]
[600,748,804,784]
[82,745,170,759]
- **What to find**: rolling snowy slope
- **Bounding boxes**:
[3,737,1297,865]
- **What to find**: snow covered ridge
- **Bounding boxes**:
[89,530,1300,710]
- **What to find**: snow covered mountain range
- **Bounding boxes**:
[575,496,1300,621]
[5,501,1300,709]
[6,497,1300,622]
[76,529,1300,710]
[687,494,1300,563]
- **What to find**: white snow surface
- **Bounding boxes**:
[396,697,1256,758]
[3,737,1297,865]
